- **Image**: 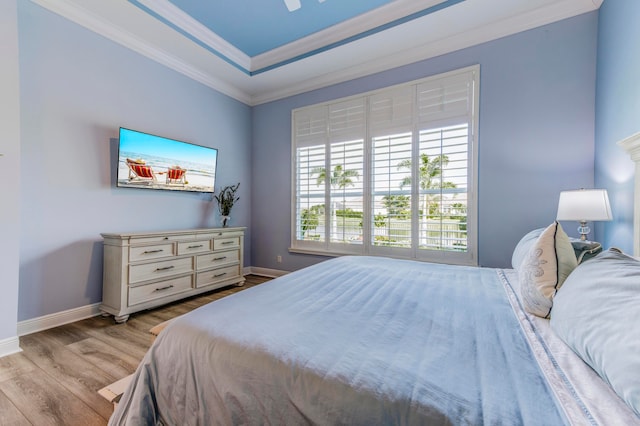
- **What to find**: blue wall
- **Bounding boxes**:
[0,0,21,348]
[595,0,640,253]
[252,12,599,270]
[17,2,252,321]
[13,5,604,323]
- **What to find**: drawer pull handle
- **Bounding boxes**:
[213,256,227,261]
[143,249,164,254]
[155,284,174,292]
[163,237,169,240]
[188,244,204,249]
[155,265,175,271]
[213,272,227,278]
[222,241,234,245]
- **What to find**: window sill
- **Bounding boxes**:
[288,246,477,266]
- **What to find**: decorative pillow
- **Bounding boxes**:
[518,222,577,318]
[511,228,544,269]
[551,249,640,417]
[569,240,603,264]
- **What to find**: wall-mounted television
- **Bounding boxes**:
[117,127,218,193]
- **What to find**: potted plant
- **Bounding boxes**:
[214,182,240,227]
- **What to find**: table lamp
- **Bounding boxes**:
[556,189,612,241]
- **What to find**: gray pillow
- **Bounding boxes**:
[511,228,544,269]
[550,248,640,416]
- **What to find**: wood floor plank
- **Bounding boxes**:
[40,322,93,346]
[66,337,141,380]
[82,324,151,362]
[128,311,170,329]
[0,371,106,425]
[68,315,117,332]
[1,274,271,424]
[0,352,37,383]
[0,389,31,425]
[19,335,118,420]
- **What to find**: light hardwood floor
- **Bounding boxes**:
[0,275,271,425]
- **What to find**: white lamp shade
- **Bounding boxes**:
[556,189,613,222]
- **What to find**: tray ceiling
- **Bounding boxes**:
[31,0,602,105]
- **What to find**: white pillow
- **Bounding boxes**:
[551,249,640,416]
[519,222,577,318]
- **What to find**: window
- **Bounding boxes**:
[291,65,479,265]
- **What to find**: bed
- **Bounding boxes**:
[109,241,640,425]
[110,136,640,426]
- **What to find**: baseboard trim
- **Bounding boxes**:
[247,266,289,278]
[16,266,287,337]
[0,336,22,358]
[17,303,102,337]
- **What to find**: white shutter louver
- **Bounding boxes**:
[369,86,413,137]
[294,106,327,147]
[292,65,478,265]
[417,71,474,127]
[328,98,365,143]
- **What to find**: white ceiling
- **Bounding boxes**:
[31,0,602,106]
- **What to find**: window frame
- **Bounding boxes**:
[290,65,479,266]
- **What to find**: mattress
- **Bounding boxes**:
[109,256,639,425]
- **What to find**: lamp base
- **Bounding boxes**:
[577,221,590,241]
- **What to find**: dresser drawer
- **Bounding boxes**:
[177,240,212,255]
[196,233,217,240]
[196,249,239,270]
[130,234,196,244]
[213,237,240,251]
[129,257,193,284]
[196,265,241,288]
[129,243,175,262]
[128,275,193,306]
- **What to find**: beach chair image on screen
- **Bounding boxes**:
[166,166,187,186]
[126,158,157,184]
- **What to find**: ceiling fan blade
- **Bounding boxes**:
[284,0,301,11]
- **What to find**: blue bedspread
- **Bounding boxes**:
[110,256,568,425]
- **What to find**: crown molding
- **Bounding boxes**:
[30,0,253,104]
[249,0,601,105]
[130,0,451,73]
[29,0,601,107]
[133,0,252,72]
[250,0,449,72]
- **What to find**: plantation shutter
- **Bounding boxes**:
[415,69,475,256]
[328,98,365,142]
[417,70,475,128]
[292,65,478,265]
[294,105,327,147]
[294,106,327,242]
[327,99,365,248]
[369,86,413,137]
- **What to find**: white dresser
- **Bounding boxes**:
[100,227,245,322]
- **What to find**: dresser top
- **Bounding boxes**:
[101,227,246,240]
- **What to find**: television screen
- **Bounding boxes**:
[117,127,218,193]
